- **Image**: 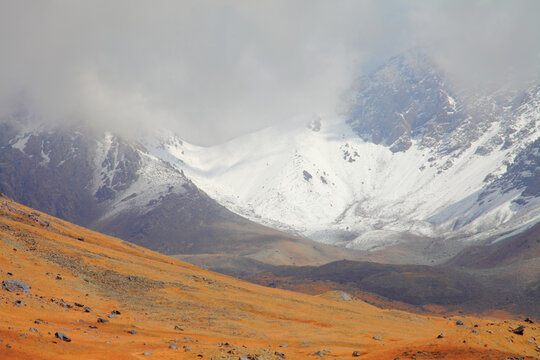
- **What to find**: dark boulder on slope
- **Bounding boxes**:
[2,280,30,293]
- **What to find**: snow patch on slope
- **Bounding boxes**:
[8,121,45,154]
[92,132,189,220]
[101,151,188,219]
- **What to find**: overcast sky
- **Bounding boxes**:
[1,1,539,144]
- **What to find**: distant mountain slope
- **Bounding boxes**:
[0,119,353,265]
[144,51,539,259]
[242,255,540,317]
[448,220,540,269]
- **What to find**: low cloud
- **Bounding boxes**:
[408,0,540,92]
[0,1,538,144]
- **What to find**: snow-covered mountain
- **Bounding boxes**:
[143,51,540,253]
[1,50,538,263]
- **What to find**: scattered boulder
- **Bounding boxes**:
[55,332,71,342]
[352,350,362,356]
[89,325,98,329]
[456,320,464,325]
[108,314,117,318]
[524,317,534,324]
[512,325,525,335]
[77,237,85,241]
[274,351,285,357]
[143,351,152,356]
[29,327,38,333]
[56,275,62,280]
[84,306,92,313]
[437,333,445,339]
[174,325,184,331]
[279,344,288,348]
[2,280,30,293]
[169,344,178,350]
[127,330,137,335]
[340,292,352,301]
[111,310,121,315]
[472,330,479,335]
[314,351,324,356]
[97,318,109,323]
[74,302,84,307]
[373,335,382,341]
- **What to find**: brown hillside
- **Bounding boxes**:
[0,195,538,359]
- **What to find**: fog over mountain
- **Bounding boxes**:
[1,1,539,145]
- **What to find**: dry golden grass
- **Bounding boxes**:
[0,196,538,359]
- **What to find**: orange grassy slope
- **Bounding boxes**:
[0,195,538,360]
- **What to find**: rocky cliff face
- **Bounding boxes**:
[343,49,466,153]
[0,121,102,225]
[342,50,538,162]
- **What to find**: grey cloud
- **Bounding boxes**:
[0,1,538,144]
[407,0,540,92]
